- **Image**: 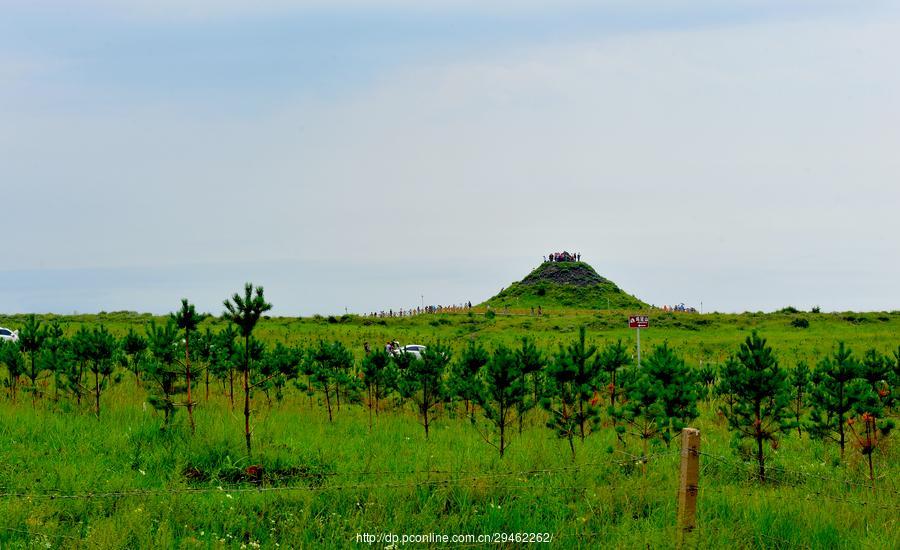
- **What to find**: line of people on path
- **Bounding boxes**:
[366,301,473,318]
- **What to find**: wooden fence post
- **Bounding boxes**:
[677,427,701,546]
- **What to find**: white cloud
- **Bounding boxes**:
[281,14,900,263]
[3,7,899,310]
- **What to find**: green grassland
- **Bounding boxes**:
[1,307,899,549]
[3,306,894,366]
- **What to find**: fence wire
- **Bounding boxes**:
[0,451,679,502]
[699,451,900,496]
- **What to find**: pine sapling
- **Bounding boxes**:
[808,342,865,460]
[475,344,525,457]
[719,332,794,483]
[790,361,810,436]
[399,343,451,439]
[171,299,207,434]
[223,283,273,457]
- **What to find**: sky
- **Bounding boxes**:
[2,1,899,315]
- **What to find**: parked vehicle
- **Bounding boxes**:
[392,344,426,359]
[0,327,19,343]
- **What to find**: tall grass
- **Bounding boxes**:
[1,309,898,548]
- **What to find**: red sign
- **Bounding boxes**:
[629,315,649,328]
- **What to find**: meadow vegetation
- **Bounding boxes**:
[1,299,899,549]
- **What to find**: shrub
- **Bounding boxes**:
[791,318,810,329]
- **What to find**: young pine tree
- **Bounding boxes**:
[18,314,48,407]
[360,349,396,428]
[598,339,630,408]
[306,340,354,422]
[846,349,895,489]
[141,319,180,429]
[475,344,526,457]
[548,326,601,443]
[789,361,811,436]
[859,349,893,409]
[87,325,117,420]
[144,319,182,428]
[453,340,489,420]
[171,299,207,434]
[65,327,93,406]
[808,342,866,460]
[120,328,148,387]
[719,332,794,483]
[611,343,701,465]
[41,328,73,404]
[542,328,602,460]
[399,343,452,439]
[192,328,213,402]
[847,386,895,490]
[515,337,545,434]
[256,341,301,406]
[714,357,741,417]
[223,283,273,457]
[1,340,25,404]
[209,325,239,409]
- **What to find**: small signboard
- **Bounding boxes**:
[629,315,649,329]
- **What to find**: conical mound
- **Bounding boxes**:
[482,261,647,310]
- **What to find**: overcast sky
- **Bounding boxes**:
[2,1,899,315]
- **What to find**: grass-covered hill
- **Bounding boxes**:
[482,261,648,310]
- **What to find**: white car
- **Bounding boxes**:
[392,344,426,359]
[0,327,18,343]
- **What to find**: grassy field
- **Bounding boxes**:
[1,308,899,549]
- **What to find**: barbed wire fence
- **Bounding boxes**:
[0,451,678,502]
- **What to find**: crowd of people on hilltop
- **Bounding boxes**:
[545,251,580,262]
[366,301,473,318]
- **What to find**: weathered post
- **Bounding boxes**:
[677,427,701,547]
